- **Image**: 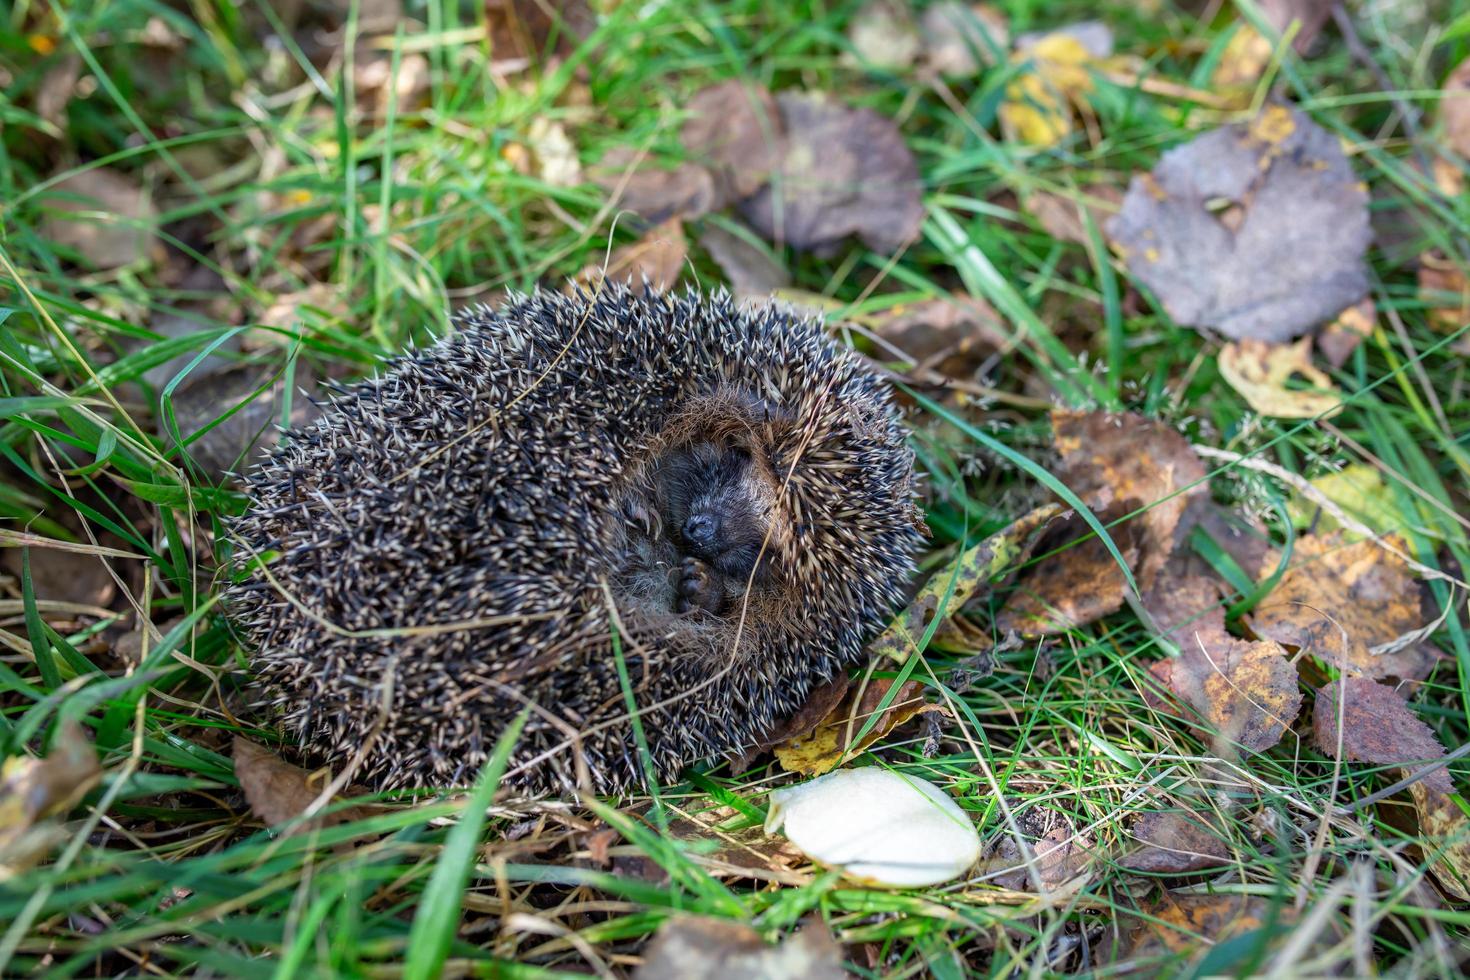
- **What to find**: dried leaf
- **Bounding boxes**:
[1049,410,1208,589]
[592,147,720,225]
[999,31,1098,147]
[1317,298,1375,368]
[1417,251,1470,334]
[1139,551,1225,644]
[233,737,366,835]
[579,218,687,295]
[0,720,102,877]
[997,521,1137,634]
[1286,463,1403,540]
[868,292,1006,380]
[1249,533,1439,681]
[1441,58,1470,161]
[635,915,847,980]
[920,3,1008,76]
[35,53,81,131]
[165,362,320,482]
[1314,678,1450,793]
[1024,185,1123,245]
[1122,892,1289,961]
[681,80,784,203]
[1260,0,1336,52]
[1314,678,1469,899]
[1166,629,1302,753]
[731,670,850,772]
[1122,810,1232,874]
[1210,24,1273,92]
[871,504,1060,661]
[738,92,923,255]
[2,547,116,610]
[1109,105,1372,342]
[774,679,946,777]
[845,0,920,70]
[992,821,1097,891]
[41,168,160,270]
[999,411,1210,634]
[699,224,790,299]
[1218,337,1344,420]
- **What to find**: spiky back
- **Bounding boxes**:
[224,285,923,793]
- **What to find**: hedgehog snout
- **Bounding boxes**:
[683,513,719,548]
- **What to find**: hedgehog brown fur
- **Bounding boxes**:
[224,284,924,794]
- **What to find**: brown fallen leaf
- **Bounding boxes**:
[1218,337,1344,420]
[868,292,1006,380]
[485,0,595,67]
[1261,0,1336,52]
[592,146,720,225]
[1023,185,1123,246]
[729,670,850,772]
[2,546,117,611]
[773,678,947,777]
[1138,548,1226,645]
[1051,410,1209,589]
[919,2,1008,76]
[1121,892,1291,962]
[1249,533,1440,681]
[992,821,1096,891]
[738,92,924,255]
[635,915,847,980]
[35,52,82,132]
[164,361,321,483]
[997,518,1138,634]
[41,168,161,270]
[1417,251,1469,334]
[0,720,102,878]
[1314,678,1450,793]
[233,737,367,835]
[699,224,790,299]
[354,52,430,119]
[1317,298,1375,368]
[999,410,1212,635]
[681,80,784,204]
[1314,678,1470,899]
[1122,809,1232,874]
[871,504,1059,661]
[1440,58,1470,161]
[1167,628,1302,753]
[1109,104,1372,342]
[578,218,687,295]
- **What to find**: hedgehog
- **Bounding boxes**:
[224,284,925,794]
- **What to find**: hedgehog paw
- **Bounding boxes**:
[676,557,722,615]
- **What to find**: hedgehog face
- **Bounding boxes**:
[655,440,776,583]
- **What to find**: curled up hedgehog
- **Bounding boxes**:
[224,284,925,794]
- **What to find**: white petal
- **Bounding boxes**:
[765,767,980,887]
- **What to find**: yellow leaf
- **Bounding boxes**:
[999,34,1096,148]
[1218,337,1343,419]
[1211,24,1272,91]
[774,679,947,777]
[1286,463,1403,539]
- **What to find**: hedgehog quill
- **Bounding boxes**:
[225,285,924,794]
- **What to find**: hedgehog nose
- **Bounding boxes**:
[683,513,718,546]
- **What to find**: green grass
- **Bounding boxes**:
[2,0,1470,976]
